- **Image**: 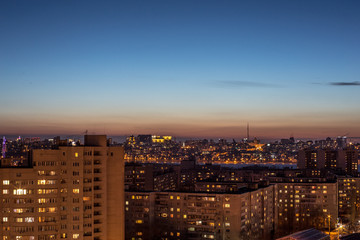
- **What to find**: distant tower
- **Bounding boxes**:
[247,123,250,141]
[2,136,6,158]
[290,133,295,143]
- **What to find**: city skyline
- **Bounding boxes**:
[1,0,360,138]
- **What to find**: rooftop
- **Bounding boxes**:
[277,228,330,240]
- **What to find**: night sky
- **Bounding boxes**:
[1,0,360,139]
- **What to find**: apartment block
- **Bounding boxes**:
[125,184,276,240]
[337,177,360,223]
[0,135,124,240]
[125,164,177,191]
[276,181,338,237]
[298,149,359,176]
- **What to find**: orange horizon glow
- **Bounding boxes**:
[1,117,359,139]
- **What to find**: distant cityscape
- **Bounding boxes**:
[1,134,360,239]
[3,133,358,166]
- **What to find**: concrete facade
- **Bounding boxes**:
[125,185,276,240]
[0,135,124,240]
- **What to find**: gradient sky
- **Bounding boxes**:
[1,0,360,139]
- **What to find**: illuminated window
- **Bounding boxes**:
[15,218,23,223]
[49,207,56,213]
[38,180,46,185]
[3,180,10,185]
[25,217,34,223]
[14,208,24,213]
[13,189,27,195]
[73,234,79,239]
[225,204,230,208]
[38,180,56,185]
[75,153,79,158]
[135,220,143,224]
[183,215,187,219]
[3,189,9,194]
[3,217,8,222]
[73,189,80,194]
[38,189,57,194]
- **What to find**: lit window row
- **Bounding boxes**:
[37,180,56,185]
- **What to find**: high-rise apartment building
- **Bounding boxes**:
[297,150,325,170]
[276,181,338,237]
[0,135,124,240]
[298,149,359,176]
[125,163,178,191]
[337,177,360,222]
[341,149,359,176]
[126,184,277,240]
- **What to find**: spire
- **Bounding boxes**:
[247,123,250,141]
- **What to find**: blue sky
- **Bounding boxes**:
[1,0,360,139]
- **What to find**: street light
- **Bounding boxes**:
[338,223,344,239]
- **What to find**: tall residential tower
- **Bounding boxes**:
[0,135,124,240]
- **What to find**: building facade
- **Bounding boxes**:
[126,184,276,240]
[276,181,338,237]
[0,135,124,240]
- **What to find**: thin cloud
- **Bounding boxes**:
[330,81,360,86]
[215,80,280,88]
